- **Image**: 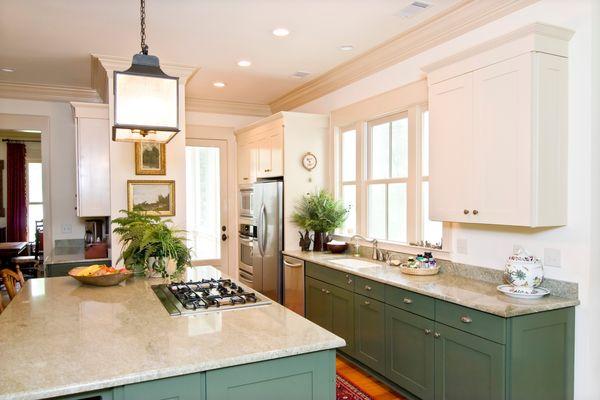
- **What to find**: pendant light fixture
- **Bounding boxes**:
[112,0,179,143]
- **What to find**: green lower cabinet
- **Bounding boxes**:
[354,293,386,375]
[330,284,355,357]
[206,350,336,400]
[434,322,505,400]
[385,305,435,400]
[114,373,205,400]
[305,276,332,330]
[54,389,114,400]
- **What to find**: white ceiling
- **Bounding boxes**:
[0,0,458,105]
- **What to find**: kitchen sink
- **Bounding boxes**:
[327,258,381,270]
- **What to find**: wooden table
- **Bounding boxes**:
[0,242,27,266]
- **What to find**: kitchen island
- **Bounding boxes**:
[0,273,344,400]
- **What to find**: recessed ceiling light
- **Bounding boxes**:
[1,67,15,73]
[272,28,290,37]
[237,60,252,67]
[213,82,226,88]
[339,45,354,51]
[292,71,311,79]
[396,1,430,18]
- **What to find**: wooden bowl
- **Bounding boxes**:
[68,267,133,287]
[327,242,348,254]
[399,265,440,276]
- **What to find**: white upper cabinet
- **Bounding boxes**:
[423,23,572,227]
[71,102,111,217]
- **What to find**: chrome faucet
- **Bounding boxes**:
[350,235,383,261]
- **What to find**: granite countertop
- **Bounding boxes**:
[0,273,344,400]
[44,249,111,265]
[284,250,579,318]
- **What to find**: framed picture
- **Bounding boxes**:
[127,180,175,216]
[135,142,166,175]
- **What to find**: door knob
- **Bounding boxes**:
[221,233,228,241]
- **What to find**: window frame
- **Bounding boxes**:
[26,161,43,243]
[334,104,450,255]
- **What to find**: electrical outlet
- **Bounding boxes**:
[456,238,468,255]
[544,248,561,268]
[61,223,72,234]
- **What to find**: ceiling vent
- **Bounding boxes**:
[396,1,430,18]
[292,71,311,79]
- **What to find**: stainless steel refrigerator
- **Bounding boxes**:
[252,179,283,303]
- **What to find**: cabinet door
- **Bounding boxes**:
[76,117,110,217]
[434,323,505,400]
[428,74,474,223]
[330,285,355,357]
[56,389,114,400]
[237,143,252,184]
[269,129,283,176]
[386,306,435,400]
[472,53,532,225]
[120,373,205,400]
[305,277,332,330]
[354,294,385,374]
[257,135,272,177]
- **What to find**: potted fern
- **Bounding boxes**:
[291,190,348,251]
[112,210,192,278]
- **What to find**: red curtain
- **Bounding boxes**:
[7,143,27,242]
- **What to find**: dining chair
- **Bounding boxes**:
[11,222,44,279]
[1,267,25,300]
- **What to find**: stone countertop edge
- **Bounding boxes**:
[284,250,580,318]
[0,342,344,400]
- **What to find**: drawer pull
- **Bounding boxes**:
[403,298,413,304]
[325,290,331,294]
[424,329,432,335]
[434,332,441,339]
[364,285,372,291]
[364,300,370,305]
[460,315,472,324]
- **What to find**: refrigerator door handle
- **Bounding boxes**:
[260,203,267,255]
[257,203,266,257]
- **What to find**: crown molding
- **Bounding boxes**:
[185,97,271,117]
[269,0,540,112]
[0,81,102,103]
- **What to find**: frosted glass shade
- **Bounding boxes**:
[113,56,179,143]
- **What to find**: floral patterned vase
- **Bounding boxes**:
[503,248,544,292]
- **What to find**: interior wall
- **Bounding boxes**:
[294,1,595,397]
[0,99,86,246]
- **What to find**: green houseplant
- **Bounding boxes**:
[112,210,192,278]
[291,190,348,251]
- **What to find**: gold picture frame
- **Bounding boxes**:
[127,180,175,216]
[135,142,166,175]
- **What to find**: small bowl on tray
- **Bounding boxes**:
[68,265,133,287]
[326,241,348,254]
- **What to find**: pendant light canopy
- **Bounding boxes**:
[113,0,179,143]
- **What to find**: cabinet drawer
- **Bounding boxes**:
[305,262,354,290]
[354,276,385,302]
[435,301,506,344]
[385,286,435,320]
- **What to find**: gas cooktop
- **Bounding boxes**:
[152,277,271,316]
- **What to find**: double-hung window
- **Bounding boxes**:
[336,106,443,249]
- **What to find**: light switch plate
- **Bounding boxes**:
[456,238,468,255]
[544,248,561,268]
[61,223,72,234]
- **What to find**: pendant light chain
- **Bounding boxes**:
[140,0,148,55]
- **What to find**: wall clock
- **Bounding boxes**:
[302,152,317,171]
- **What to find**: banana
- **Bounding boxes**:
[77,264,103,277]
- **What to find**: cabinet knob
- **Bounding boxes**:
[434,332,441,339]
[424,329,432,335]
[463,209,470,215]
[365,285,372,291]
[265,169,271,173]
[321,288,326,292]
[403,298,413,304]
[472,210,479,215]
[325,290,331,294]
[460,315,472,324]
[243,177,249,181]
[364,300,370,305]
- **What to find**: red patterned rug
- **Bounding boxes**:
[336,373,372,400]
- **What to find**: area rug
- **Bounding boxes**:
[336,373,372,400]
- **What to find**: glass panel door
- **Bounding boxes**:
[185,139,228,270]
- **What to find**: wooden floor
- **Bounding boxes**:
[336,356,406,400]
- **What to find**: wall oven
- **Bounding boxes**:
[239,221,256,288]
[239,185,254,218]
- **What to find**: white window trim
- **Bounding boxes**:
[333,103,451,256]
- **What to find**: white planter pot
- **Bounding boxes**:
[146,257,177,278]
